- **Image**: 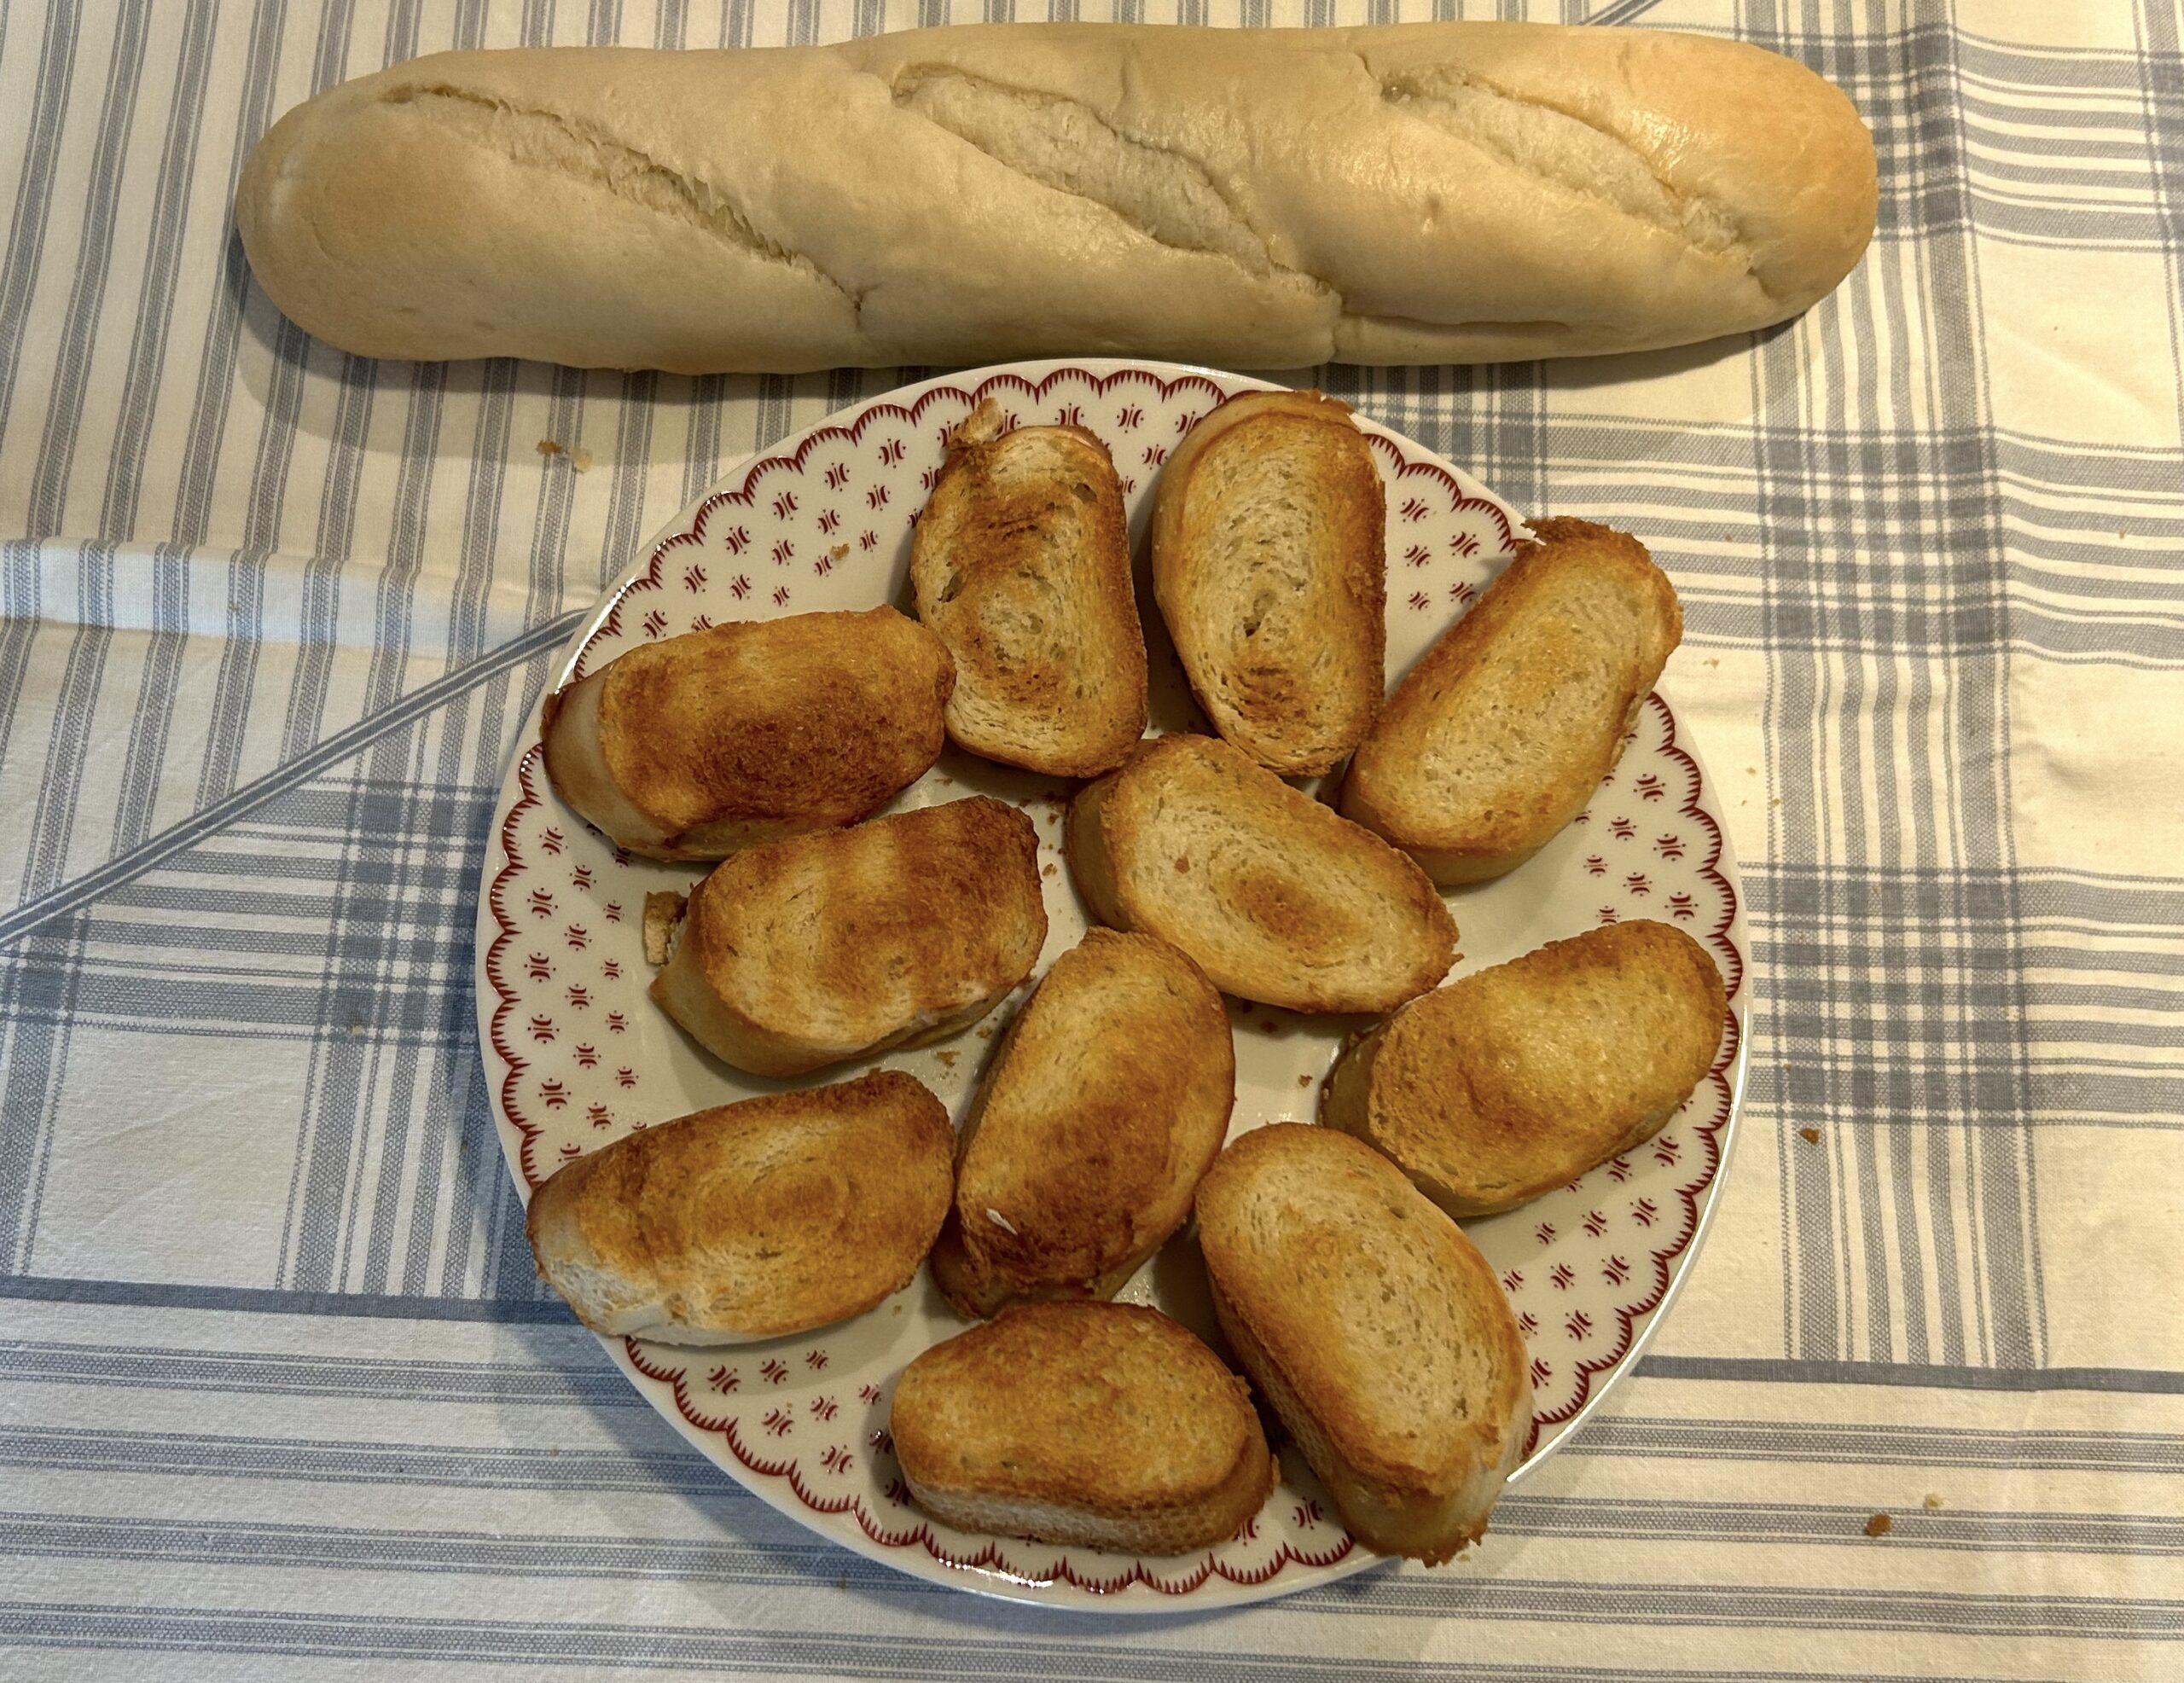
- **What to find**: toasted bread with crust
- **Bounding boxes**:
[1194,1124,1532,1564]
[526,1071,953,1345]
[1321,920,1727,1217]
[931,929,1234,1319]
[911,402,1148,776]
[1341,517,1681,884]
[650,796,1047,1077]
[1151,390,1385,776]
[891,1302,1274,1555]
[1066,734,1455,1013]
[541,606,953,860]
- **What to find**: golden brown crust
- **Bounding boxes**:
[1066,734,1455,1013]
[931,929,1235,1318]
[1321,920,1728,1217]
[525,1070,953,1343]
[1341,517,1681,884]
[1151,390,1385,775]
[1194,1124,1531,1562]
[891,1302,1274,1554]
[541,607,953,860]
[649,796,1047,1076]
[912,408,1147,776]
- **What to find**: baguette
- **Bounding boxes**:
[1194,1124,1531,1564]
[526,1070,952,1344]
[237,25,1875,373]
[930,930,1234,1320]
[541,607,953,860]
[891,1302,1274,1555]
[1341,518,1681,884]
[1321,920,1726,1217]
[1067,734,1454,1013]
[650,796,1046,1077]
[1152,391,1385,776]
[910,403,1147,776]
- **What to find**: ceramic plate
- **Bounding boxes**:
[474,358,1749,1610]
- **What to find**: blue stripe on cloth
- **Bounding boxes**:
[0,607,582,949]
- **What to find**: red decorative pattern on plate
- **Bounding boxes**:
[475,359,1748,1610]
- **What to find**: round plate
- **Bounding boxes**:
[474,358,1748,1610]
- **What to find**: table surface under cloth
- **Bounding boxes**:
[1,2,2180,1679]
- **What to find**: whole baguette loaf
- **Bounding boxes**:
[1194,1124,1532,1564]
[930,929,1234,1319]
[542,607,953,860]
[1321,920,1728,1217]
[526,1070,953,1345]
[236,24,1876,373]
[650,796,1046,1076]
[891,1302,1274,1555]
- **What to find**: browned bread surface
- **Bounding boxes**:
[1152,390,1385,775]
[540,606,953,860]
[650,796,1046,1076]
[1066,733,1454,1013]
[891,1302,1275,1555]
[1321,920,1727,1216]
[931,929,1234,1318]
[525,1070,953,1343]
[1194,1123,1532,1564]
[912,404,1147,776]
[1341,517,1681,884]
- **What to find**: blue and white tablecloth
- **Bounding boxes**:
[3,1,2181,1677]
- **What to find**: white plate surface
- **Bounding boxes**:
[475,358,1749,1610]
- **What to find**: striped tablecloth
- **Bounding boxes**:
[3,2,2180,1677]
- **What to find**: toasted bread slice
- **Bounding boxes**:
[910,402,1148,776]
[1066,734,1454,1013]
[541,606,953,861]
[931,930,1234,1319]
[1151,390,1385,775]
[650,797,1046,1077]
[891,1302,1274,1555]
[1321,920,1727,1217]
[1194,1125,1532,1564]
[1341,518,1681,884]
[526,1071,952,1345]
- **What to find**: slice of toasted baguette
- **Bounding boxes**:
[1151,390,1385,775]
[1194,1124,1532,1564]
[541,606,953,861]
[1066,733,1454,1013]
[910,402,1148,776]
[650,796,1047,1077]
[526,1070,953,1345]
[1341,517,1680,884]
[891,1302,1274,1555]
[930,929,1234,1320]
[1321,920,1727,1218]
